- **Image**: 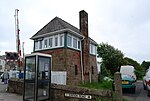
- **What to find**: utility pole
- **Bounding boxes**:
[22,42,25,59]
[14,9,22,70]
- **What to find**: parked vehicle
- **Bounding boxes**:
[120,65,137,80]
[143,70,150,96]
[121,74,136,93]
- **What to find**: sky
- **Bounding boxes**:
[0,0,150,63]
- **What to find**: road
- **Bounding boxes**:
[123,80,150,101]
[0,80,22,101]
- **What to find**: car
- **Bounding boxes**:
[121,74,136,93]
[120,65,137,81]
[143,70,150,97]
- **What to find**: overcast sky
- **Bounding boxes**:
[0,0,150,63]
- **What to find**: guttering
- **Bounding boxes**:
[80,37,85,84]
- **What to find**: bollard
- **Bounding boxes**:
[114,72,122,101]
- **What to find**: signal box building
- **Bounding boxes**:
[31,10,98,85]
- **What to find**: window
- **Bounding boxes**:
[49,37,53,47]
[67,34,81,50]
[75,65,78,75]
[90,44,93,53]
[90,44,96,55]
[60,35,64,46]
[35,41,38,50]
[44,39,47,48]
[67,35,72,47]
[39,41,42,49]
[92,66,94,74]
[55,36,58,46]
[73,38,77,48]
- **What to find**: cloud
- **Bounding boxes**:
[1,0,150,63]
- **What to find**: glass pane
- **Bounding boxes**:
[67,35,72,47]
[37,57,50,100]
[60,35,64,46]
[35,41,38,50]
[24,57,36,101]
[73,38,77,48]
[44,39,47,48]
[55,36,58,46]
[49,38,53,47]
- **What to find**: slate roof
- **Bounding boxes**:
[31,16,98,45]
[31,17,81,39]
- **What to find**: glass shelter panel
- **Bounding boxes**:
[24,57,36,101]
[37,56,51,100]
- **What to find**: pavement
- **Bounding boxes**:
[0,80,22,101]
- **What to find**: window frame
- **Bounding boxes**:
[35,41,38,50]
[44,39,48,48]
[39,40,43,49]
[67,35,72,47]
[48,37,53,48]
[90,44,96,55]
[54,35,58,47]
[60,34,64,46]
[73,37,77,48]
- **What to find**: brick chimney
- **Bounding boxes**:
[79,10,90,82]
[79,10,88,37]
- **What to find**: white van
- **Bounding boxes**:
[120,65,137,80]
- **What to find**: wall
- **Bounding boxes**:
[36,48,83,85]
[65,49,82,85]
[89,55,98,82]
[7,79,113,101]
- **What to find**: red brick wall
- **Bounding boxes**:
[34,48,98,85]
[89,55,98,82]
[65,49,82,85]
[36,48,83,85]
[42,49,67,71]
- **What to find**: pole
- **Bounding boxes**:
[22,42,24,59]
[14,9,22,70]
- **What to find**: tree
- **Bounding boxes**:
[141,61,150,71]
[123,57,144,79]
[97,43,124,76]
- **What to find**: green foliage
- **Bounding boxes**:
[97,43,124,76]
[141,61,150,71]
[95,97,108,101]
[79,81,113,90]
[123,57,144,79]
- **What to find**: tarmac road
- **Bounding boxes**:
[123,80,150,101]
[0,80,22,101]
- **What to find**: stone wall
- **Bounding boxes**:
[39,48,83,85]
[89,55,98,82]
[34,45,98,85]
[65,49,82,85]
[7,78,23,95]
[51,84,113,101]
[7,79,113,101]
